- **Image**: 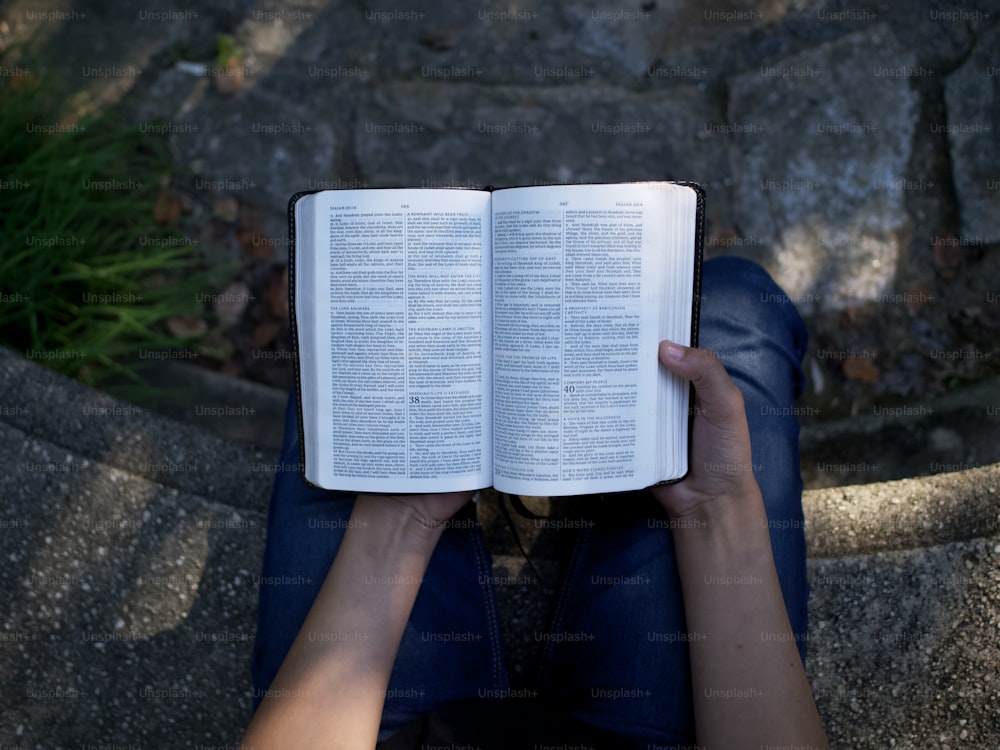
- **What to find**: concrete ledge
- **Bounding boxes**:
[0,348,275,512]
[804,463,1000,557]
[806,537,1000,746]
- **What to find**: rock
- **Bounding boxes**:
[355,80,729,226]
[727,25,918,315]
[943,24,1000,243]
[212,282,252,326]
[171,86,337,224]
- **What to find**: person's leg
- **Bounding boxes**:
[250,391,508,742]
[532,256,810,747]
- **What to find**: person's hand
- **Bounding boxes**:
[649,340,761,520]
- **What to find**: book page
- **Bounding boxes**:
[491,183,682,496]
[297,189,493,493]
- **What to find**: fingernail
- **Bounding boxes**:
[665,343,685,361]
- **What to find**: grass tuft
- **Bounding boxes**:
[0,71,229,391]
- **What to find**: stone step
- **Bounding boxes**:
[2,347,999,748]
[131,360,1000,558]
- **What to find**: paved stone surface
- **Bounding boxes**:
[944,22,1000,244]
[3,347,1000,749]
[0,348,270,748]
[6,0,998,409]
[728,24,919,315]
[808,537,1000,748]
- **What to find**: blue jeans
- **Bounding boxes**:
[250,256,810,747]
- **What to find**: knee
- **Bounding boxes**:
[703,256,787,309]
[701,256,807,345]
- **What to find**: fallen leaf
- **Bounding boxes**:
[237,227,273,259]
[214,58,245,96]
[213,195,239,223]
[266,267,289,321]
[977,300,1000,330]
[213,281,252,325]
[153,190,182,225]
[905,281,932,312]
[839,306,864,329]
[842,356,879,384]
[195,332,235,360]
[712,227,740,247]
[252,320,282,348]
[167,316,208,338]
[932,235,962,281]
[418,24,463,50]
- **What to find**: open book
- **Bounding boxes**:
[290,181,703,496]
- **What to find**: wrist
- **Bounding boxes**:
[351,495,446,548]
[668,486,770,544]
[668,490,779,592]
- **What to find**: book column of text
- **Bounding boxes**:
[493,208,643,485]
[327,209,485,480]
[561,209,642,482]
[493,210,563,483]
[405,211,485,479]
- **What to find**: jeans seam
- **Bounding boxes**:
[534,524,591,687]
[468,519,507,690]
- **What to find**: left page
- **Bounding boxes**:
[293,189,493,493]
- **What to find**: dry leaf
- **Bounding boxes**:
[196,332,235,360]
[252,320,282,349]
[842,356,880,384]
[214,59,245,96]
[213,195,239,223]
[266,267,289,321]
[932,235,962,281]
[167,316,208,338]
[977,300,1000,330]
[153,190,182,225]
[213,281,251,325]
[905,281,932,312]
[238,227,273,259]
[839,306,864,329]
[418,24,463,50]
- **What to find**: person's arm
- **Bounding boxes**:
[240,492,472,750]
[650,341,829,749]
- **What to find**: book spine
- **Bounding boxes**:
[678,181,705,351]
[286,190,321,490]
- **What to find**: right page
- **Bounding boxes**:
[491,182,700,496]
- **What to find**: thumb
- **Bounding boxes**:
[658,341,745,426]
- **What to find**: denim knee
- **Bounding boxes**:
[702,256,807,346]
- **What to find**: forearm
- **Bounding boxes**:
[671,488,828,750]
[241,497,442,750]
